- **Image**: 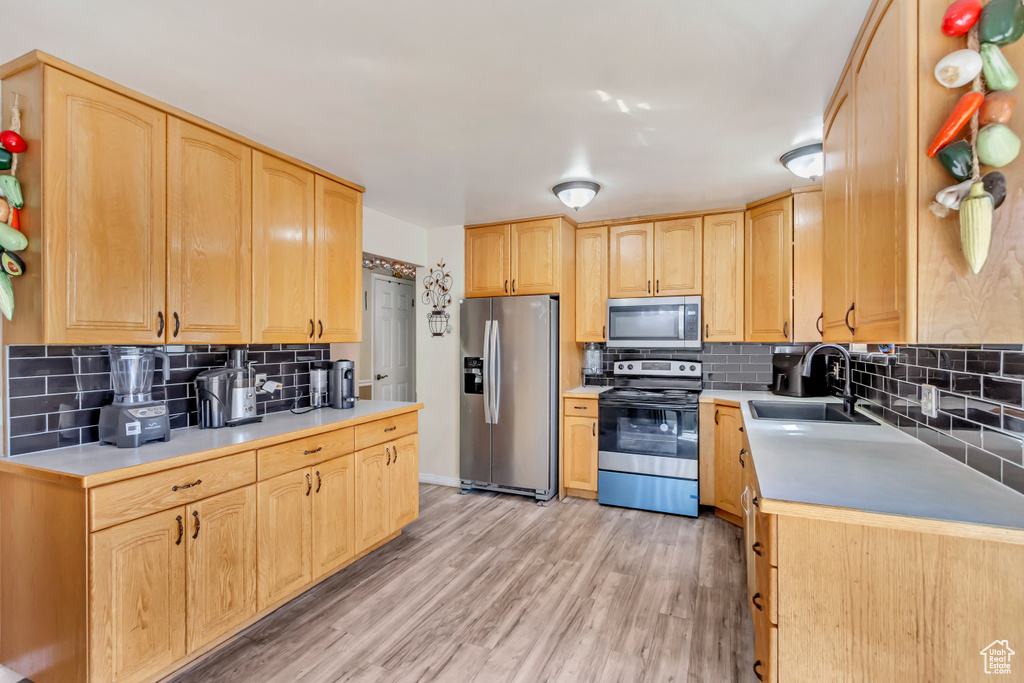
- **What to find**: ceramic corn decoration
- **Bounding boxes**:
[960,181,995,273]
[931,0,1023,274]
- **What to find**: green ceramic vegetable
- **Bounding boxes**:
[0,222,27,251]
[978,123,1021,167]
[0,272,14,321]
[0,176,23,209]
[981,43,1019,90]
[1,251,24,277]
[0,149,10,171]
[937,140,974,181]
[979,0,1024,46]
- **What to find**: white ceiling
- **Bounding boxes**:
[1,0,871,228]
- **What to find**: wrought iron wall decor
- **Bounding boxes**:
[421,260,453,338]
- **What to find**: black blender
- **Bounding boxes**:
[98,346,172,448]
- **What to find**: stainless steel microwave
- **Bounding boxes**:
[606,296,702,349]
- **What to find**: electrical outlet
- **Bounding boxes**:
[255,373,268,386]
[921,383,939,418]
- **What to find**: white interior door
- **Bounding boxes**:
[372,275,416,401]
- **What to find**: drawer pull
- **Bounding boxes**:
[573,405,589,410]
[752,541,763,557]
[172,479,202,492]
[739,450,746,468]
[714,409,719,425]
[175,515,183,546]
[753,660,764,682]
[306,473,312,496]
[752,592,764,612]
[753,496,760,509]
[384,426,397,433]
[386,447,392,466]
[303,446,322,456]
[315,470,322,493]
[192,510,200,540]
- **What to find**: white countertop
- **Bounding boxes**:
[701,391,1024,530]
[5,400,421,479]
[564,385,613,395]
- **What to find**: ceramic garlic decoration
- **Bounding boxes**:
[960,182,995,274]
[936,179,975,210]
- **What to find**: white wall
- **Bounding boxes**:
[415,225,464,486]
[362,206,428,266]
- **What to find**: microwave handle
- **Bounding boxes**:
[679,305,686,341]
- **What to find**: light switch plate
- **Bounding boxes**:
[921,384,939,418]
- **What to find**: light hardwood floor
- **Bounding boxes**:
[166,485,754,683]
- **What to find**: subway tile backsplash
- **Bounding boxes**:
[844,345,1024,496]
[6,344,331,456]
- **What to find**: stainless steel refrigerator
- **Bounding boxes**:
[459,295,559,501]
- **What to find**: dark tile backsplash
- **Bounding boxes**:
[843,345,1024,496]
[6,344,331,456]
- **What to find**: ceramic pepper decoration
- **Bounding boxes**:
[943,0,983,36]
[0,94,29,320]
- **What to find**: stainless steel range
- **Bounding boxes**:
[598,359,701,517]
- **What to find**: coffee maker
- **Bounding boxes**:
[99,346,172,448]
[771,352,829,397]
[196,349,261,428]
[329,360,357,409]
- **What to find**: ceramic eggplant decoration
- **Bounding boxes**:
[943,0,983,36]
[982,171,1008,209]
[979,90,1017,126]
[981,43,1019,90]
[937,140,974,181]
[960,182,994,274]
[978,0,1024,46]
[936,179,975,210]
[935,49,984,87]
[977,123,1021,167]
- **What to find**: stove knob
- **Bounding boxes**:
[689,365,696,372]
[678,364,685,371]
[627,364,634,370]
[617,363,624,370]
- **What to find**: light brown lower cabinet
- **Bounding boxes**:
[712,405,744,519]
[312,454,357,578]
[257,468,314,609]
[356,434,420,551]
[564,415,598,493]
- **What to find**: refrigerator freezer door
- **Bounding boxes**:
[490,295,557,491]
[460,298,492,484]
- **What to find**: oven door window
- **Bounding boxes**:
[599,405,697,461]
[607,305,682,343]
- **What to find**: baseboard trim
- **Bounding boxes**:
[418,473,461,488]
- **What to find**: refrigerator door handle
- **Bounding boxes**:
[491,319,501,423]
[482,320,492,425]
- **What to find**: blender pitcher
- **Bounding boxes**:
[107,346,171,404]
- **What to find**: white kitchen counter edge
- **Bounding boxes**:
[4,400,421,478]
[700,390,1024,531]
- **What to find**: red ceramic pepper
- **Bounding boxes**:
[943,0,983,36]
[9,206,18,231]
[0,131,25,154]
[928,91,985,157]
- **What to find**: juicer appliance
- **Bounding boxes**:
[98,346,172,448]
[195,348,261,428]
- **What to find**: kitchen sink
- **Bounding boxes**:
[747,400,879,424]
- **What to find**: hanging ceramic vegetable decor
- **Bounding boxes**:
[0,93,29,320]
[929,6,1022,276]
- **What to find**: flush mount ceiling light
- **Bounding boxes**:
[780,143,824,180]
[552,180,601,211]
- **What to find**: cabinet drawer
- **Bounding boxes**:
[564,397,598,416]
[755,508,777,567]
[354,411,418,451]
[258,427,354,480]
[752,608,778,683]
[753,544,778,626]
[89,451,256,531]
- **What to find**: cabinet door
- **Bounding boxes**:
[823,75,854,343]
[252,151,316,342]
[356,445,390,550]
[315,176,363,342]
[167,118,252,344]
[90,507,186,683]
[792,190,823,343]
[852,0,912,343]
[703,213,745,341]
[564,416,598,492]
[186,485,256,652]
[465,225,510,297]
[312,454,356,578]
[510,219,559,295]
[608,223,654,298]
[654,217,702,296]
[44,67,167,344]
[745,198,793,342]
[575,226,608,342]
[389,434,419,531]
[257,468,312,610]
[713,406,744,518]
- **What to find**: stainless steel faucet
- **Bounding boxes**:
[801,343,857,414]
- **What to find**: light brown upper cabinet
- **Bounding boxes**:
[608,223,654,298]
[252,152,317,343]
[575,226,608,341]
[703,213,745,341]
[792,189,823,343]
[315,176,363,342]
[465,217,566,297]
[745,197,793,343]
[167,119,252,344]
[654,217,702,296]
[822,71,854,344]
[42,67,168,344]
[465,224,511,297]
